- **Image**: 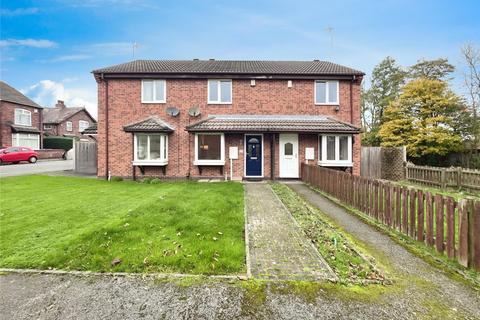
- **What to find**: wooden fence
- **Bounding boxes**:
[301,164,480,271]
[406,164,480,192]
[361,146,406,181]
[74,141,97,174]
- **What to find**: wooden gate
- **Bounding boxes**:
[74,141,97,174]
[361,146,406,181]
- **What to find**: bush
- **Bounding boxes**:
[142,177,153,184]
[110,176,123,182]
[150,178,161,184]
[43,136,73,151]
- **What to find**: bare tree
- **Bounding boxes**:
[461,43,480,158]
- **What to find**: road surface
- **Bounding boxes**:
[0,160,74,178]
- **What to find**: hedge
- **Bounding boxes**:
[43,136,74,151]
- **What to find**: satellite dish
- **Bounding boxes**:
[166,107,180,117]
[188,106,201,117]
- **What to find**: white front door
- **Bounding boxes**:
[279,133,299,178]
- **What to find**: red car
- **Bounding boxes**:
[0,146,38,164]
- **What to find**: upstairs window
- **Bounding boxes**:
[318,135,352,166]
[142,80,166,103]
[134,133,168,165]
[44,124,53,130]
[66,121,73,132]
[208,80,232,104]
[79,120,89,132]
[315,80,339,105]
[14,109,31,126]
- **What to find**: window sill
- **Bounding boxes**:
[315,103,340,106]
[141,101,167,104]
[132,160,168,166]
[207,102,232,105]
[318,161,353,167]
[194,160,225,166]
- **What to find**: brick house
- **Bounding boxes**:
[92,60,363,180]
[43,100,96,139]
[0,81,43,149]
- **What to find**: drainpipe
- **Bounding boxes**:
[350,75,355,124]
[103,74,110,180]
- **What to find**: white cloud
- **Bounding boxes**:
[42,54,91,63]
[0,39,57,48]
[0,7,39,16]
[23,80,97,119]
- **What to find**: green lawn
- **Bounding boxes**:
[0,176,245,275]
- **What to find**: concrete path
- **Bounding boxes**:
[244,182,335,281]
[0,159,74,178]
[286,182,480,319]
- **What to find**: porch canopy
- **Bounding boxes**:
[186,115,360,133]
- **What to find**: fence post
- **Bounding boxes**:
[456,167,462,189]
[440,168,446,189]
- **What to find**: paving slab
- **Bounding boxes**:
[244,182,336,281]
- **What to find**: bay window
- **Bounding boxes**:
[142,80,166,103]
[133,133,168,165]
[315,80,339,105]
[208,80,232,104]
[194,133,225,165]
[14,109,31,126]
[318,135,352,166]
[12,133,39,149]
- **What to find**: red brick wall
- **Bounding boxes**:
[0,101,42,148]
[97,78,362,179]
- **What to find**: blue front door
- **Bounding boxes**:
[246,135,262,177]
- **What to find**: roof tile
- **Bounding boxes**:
[186,115,360,133]
[93,60,364,76]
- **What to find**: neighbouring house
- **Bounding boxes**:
[92,59,363,180]
[43,100,96,140]
[0,81,43,149]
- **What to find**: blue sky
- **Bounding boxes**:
[1,0,479,118]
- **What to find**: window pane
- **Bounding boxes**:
[198,134,221,160]
[155,80,165,101]
[327,136,336,160]
[149,135,161,160]
[209,80,218,102]
[220,80,231,102]
[15,109,31,126]
[137,135,148,160]
[142,80,153,101]
[315,82,326,104]
[17,133,38,149]
[328,81,338,103]
[284,142,293,156]
[339,136,348,160]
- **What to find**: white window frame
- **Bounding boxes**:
[79,120,89,132]
[66,121,73,132]
[194,133,225,166]
[318,134,353,167]
[207,79,232,104]
[14,109,32,126]
[314,80,339,105]
[133,133,168,166]
[11,133,40,149]
[141,79,166,103]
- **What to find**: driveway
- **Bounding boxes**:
[0,159,74,178]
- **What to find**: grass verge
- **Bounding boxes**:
[270,182,386,284]
[0,175,245,275]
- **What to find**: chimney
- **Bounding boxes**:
[56,100,66,109]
